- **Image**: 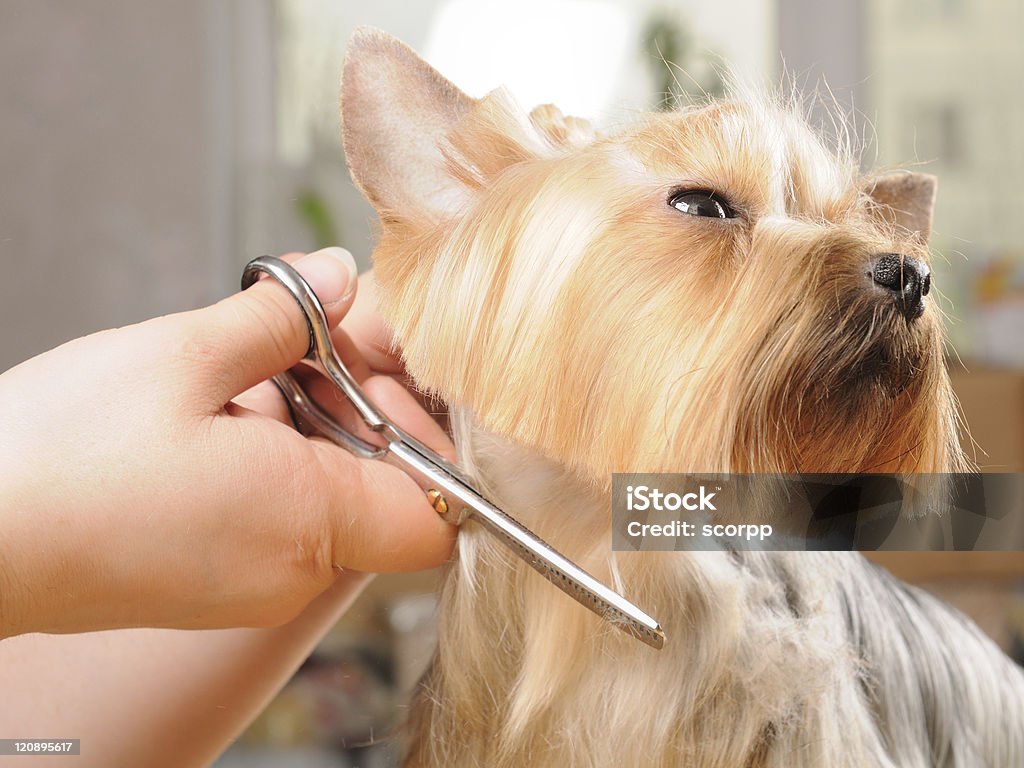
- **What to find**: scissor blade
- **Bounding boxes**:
[468,498,666,650]
[388,442,666,650]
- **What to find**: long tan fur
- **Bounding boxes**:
[340,28,1024,767]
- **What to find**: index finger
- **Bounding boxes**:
[185,249,358,407]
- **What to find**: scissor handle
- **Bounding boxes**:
[241,255,392,432]
[270,370,385,460]
[240,255,472,518]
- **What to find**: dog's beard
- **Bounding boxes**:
[764,228,954,471]
[745,324,945,472]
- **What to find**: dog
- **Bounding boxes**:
[339,28,1024,767]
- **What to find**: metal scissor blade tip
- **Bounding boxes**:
[653,626,666,649]
[604,604,665,650]
[635,623,666,650]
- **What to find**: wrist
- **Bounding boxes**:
[0,448,69,638]
[0,387,60,637]
[0,520,30,639]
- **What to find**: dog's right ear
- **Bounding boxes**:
[341,27,476,220]
[864,172,937,243]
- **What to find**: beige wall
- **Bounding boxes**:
[0,1,225,372]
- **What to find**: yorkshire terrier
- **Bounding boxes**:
[340,28,1024,767]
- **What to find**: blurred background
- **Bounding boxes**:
[1,1,1021,766]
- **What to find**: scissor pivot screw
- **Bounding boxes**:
[426,489,448,516]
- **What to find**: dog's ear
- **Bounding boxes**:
[341,27,476,219]
[864,172,937,242]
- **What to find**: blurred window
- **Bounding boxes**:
[866,0,1024,363]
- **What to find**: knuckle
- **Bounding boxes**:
[233,455,337,628]
[304,440,367,573]
[262,454,340,590]
[147,317,229,409]
[260,449,346,596]
[237,287,306,365]
[166,312,237,385]
[178,285,306,380]
[290,516,337,595]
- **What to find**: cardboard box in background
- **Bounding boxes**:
[950,366,1024,472]
[872,366,1024,583]
[869,365,1024,657]
[896,366,1024,582]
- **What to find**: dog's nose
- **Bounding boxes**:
[870,253,931,321]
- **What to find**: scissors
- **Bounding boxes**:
[241,255,665,650]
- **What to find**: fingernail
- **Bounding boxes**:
[294,247,358,306]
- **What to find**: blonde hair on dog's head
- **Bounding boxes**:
[343,30,963,485]
[340,28,1021,768]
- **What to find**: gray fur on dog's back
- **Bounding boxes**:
[833,556,1024,767]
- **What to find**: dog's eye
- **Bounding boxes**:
[668,190,736,219]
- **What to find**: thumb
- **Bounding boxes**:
[191,248,358,404]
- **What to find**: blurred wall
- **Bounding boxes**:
[778,0,862,109]
[0,1,246,372]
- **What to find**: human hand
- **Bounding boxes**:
[0,248,455,639]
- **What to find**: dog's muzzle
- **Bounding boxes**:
[870,253,931,321]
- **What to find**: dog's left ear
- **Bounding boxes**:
[864,172,937,242]
[341,27,477,219]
